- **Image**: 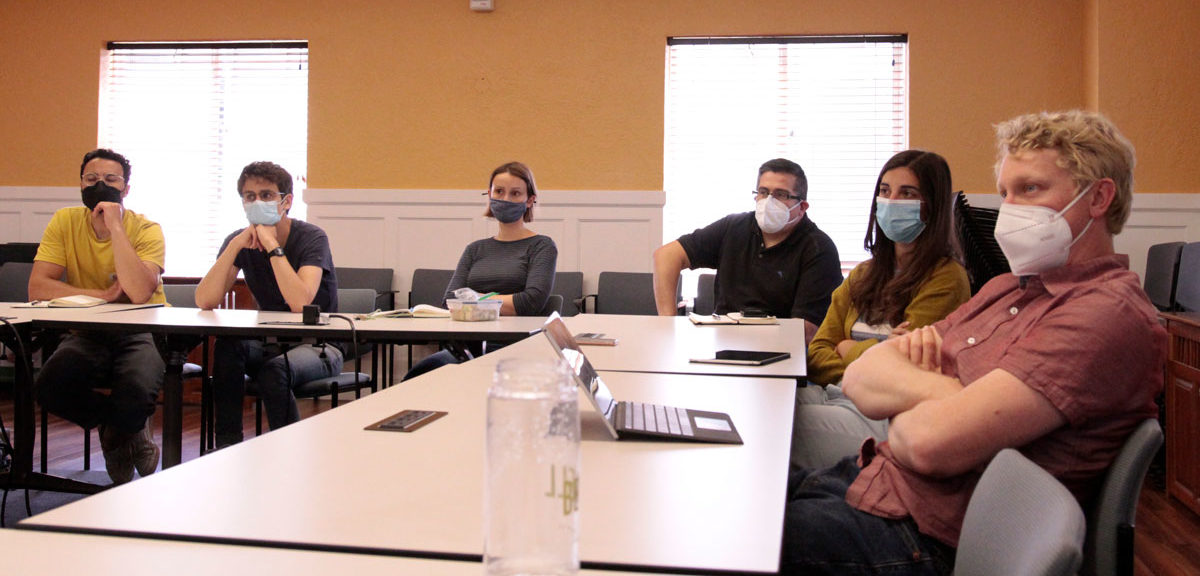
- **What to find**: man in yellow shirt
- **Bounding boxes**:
[30,148,166,484]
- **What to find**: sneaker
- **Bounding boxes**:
[98,424,134,485]
[132,419,160,477]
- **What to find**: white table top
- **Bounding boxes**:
[22,304,547,343]
[21,336,794,573]
[557,314,807,379]
[0,529,679,575]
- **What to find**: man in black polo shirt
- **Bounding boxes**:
[652,158,842,346]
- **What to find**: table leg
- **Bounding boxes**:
[161,348,185,469]
[3,323,103,495]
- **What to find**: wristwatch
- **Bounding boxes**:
[268,246,286,258]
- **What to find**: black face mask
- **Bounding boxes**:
[81,181,123,211]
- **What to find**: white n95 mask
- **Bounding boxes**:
[755,196,798,234]
[993,184,1095,276]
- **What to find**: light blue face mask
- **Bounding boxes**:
[875,198,925,244]
[245,200,282,226]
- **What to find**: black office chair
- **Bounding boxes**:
[336,267,396,312]
[0,243,40,267]
[406,269,456,368]
[553,271,584,316]
[579,271,677,315]
[0,262,35,303]
[335,267,396,385]
[249,288,377,434]
[1082,418,1163,576]
[541,294,564,316]
[1143,242,1185,312]
[954,192,1009,295]
[1175,242,1200,313]
[693,272,717,315]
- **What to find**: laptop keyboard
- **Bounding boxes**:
[623,401,694,437]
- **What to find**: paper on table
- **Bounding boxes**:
[16,294,108,308]
[688,312,778,325]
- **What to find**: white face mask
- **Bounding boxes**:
[994,184,1095,276]
[755,196,799,234]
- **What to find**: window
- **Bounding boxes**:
[99,41,309,277]
[664,36,908,289]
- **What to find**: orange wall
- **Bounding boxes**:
[0,1,1194,194]
[1095,0,1200,194]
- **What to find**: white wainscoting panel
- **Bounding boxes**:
[0,186,78,242]
[2,186,1193,296]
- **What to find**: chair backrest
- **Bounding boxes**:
[162,283,199,308]
[338,288,379,314]
[1083,418,1164,576]
[1143,242,1185,311]
[409,269,455,308]
[553,271,584,316]
[540,294,564,316]
[0,242,39,267]
[336,267,395,310]
[693,272,717,315]
[955,449,1086,576]
[0,262,35,303]
[595,272,658,315]
[954,192,1010,294]
[1176,242,1200,313]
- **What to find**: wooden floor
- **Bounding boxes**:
[2,387,1200,573]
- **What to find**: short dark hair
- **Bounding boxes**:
[237,161,293,197]
[484,161,538,223]
[757,158,807,200]
[80,148,131,183]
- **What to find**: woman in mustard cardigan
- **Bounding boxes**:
[792,149,970,470]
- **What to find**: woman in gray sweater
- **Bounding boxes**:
[443,161,558,316]
[405,161,558,379]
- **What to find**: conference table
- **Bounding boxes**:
[1,304,174,494]
[561,314,807,379]
[20,334,796,574]
[4,303,547,482]
[0,529,673,576]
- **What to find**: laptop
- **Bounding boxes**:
[540,315,743,444]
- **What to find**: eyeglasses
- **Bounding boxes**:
[81,173,125,186]
[752,188,801,202]
[241,190,285,203]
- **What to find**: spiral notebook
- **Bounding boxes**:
[540,314,742,444]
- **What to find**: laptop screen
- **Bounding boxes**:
[541,315,619,421]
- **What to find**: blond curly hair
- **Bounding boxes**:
[995,110,1136,234]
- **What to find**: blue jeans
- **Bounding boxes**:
[35,331,163,435]
[781,456,956,575]
[212,338,343,446]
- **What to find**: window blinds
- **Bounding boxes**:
[99,41,309,277]
[665,36,908,276]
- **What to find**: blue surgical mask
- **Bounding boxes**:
[489,198,527,224]
[875,198,925,244]
[245,200,282,226]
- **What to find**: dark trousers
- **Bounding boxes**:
[212,337,343,446]
[35,331,164,435]
[780,456,957,575]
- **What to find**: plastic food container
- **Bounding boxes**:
[447,298,502,321]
